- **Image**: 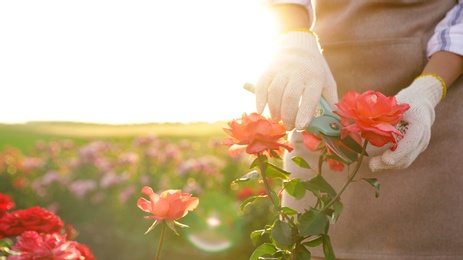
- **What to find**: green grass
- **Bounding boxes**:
[0,121,229,150]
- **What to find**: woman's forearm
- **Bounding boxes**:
[423,51,463,87]
[270,4,312,33]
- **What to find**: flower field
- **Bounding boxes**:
[0,122,274,259]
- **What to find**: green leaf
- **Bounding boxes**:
[341,135,366,155]
[233,170,259,183]
[330,200,343,224]
[293,245,312,260]
[291,156,313,169]
[297,208,329,236]
[338,145,359,163]
[322,235,336,260]
[265,163,291,179]
[318,195,333,210]
[250,158,260,169]
[323,153,350,165]
[280,206,298,216]
[240,195,265,212]
[250,243,277,260]
[269,190,281,212]
[269,150,282,159]
[303,175,337,198]
[302,236,323,247]
[250,156,269,170]
[362,178,381,198]
[284,178,306,200]
[271,219,293,246]
[250,229,267,246]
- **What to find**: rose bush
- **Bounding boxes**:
[0,193,95,260]
[223,90,409,260]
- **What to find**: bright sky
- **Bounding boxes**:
[0,1,277,124]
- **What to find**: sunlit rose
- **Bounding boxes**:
[137,186,199,221]
[334,90,410,150]
[222,112,293,157]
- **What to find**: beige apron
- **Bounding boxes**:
[283,1,463,259]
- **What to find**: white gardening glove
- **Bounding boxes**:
[369,74,446,171]
[255,31,338,130]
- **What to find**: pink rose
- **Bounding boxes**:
[137,186,199,221]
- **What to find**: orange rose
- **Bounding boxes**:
[137,187,199,222]
[334,90,410,150]
[222,112,293,157]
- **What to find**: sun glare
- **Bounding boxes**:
[0,1,278,124]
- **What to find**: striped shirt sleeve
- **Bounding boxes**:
[427,1,463,57]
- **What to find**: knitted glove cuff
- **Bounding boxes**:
[407,74,446,107]
[277,30,321,53]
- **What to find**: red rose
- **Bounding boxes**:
[10,231,82,260]
[334,90,410,150]
[0,206,64,238]
[76,243,96,260]
[223,112,293,157]
[0,193,15,217]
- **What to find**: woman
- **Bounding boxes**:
[255,1,463,259]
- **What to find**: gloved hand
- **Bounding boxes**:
[369,74,446,171]
[255,30,338,130]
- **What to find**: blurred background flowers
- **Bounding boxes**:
[0,122,275,259]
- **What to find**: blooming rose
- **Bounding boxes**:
[0,193,15,217]
[10,231,82,260]
[222,112,293,157]
[137,186,199,221]
[334,90,410,150]
[0,206,64,238]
